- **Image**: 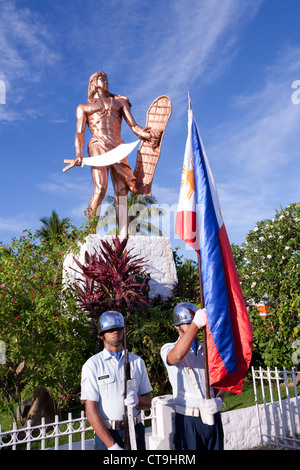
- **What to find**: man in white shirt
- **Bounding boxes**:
[160,302,225,450]
[81,311,152,450]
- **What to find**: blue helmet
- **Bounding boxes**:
[172,302,198,326]
[98,311,124,334]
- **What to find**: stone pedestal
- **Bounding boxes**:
[63,235,177,299]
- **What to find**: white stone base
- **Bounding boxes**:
[63,235,178,300]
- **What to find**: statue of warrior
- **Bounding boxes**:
[74,71,155,223]
[63,71,171,233]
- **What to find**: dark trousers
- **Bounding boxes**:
[174,412,224,450]
[94,422,146,450]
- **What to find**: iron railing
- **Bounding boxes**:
[0,409,154,450]
[252,366,300,450]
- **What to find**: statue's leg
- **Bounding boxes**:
[111,168,128,237]
[88,166,108,232]
[112,157,139,194]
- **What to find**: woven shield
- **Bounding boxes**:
[134,95,172,196]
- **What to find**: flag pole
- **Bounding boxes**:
[197,254,211,399]
[188,92,211,400]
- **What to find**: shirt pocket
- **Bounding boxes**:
[98,373,115,398]
[130,371,141,393]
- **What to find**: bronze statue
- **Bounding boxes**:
[63,71,171,233]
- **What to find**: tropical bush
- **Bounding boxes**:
[71,236,150,328]
[233,203,300,369]
[0,222,95,424]
[172,247,200,303]
[127,303,176,396]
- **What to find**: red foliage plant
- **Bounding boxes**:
[71,237,149,321]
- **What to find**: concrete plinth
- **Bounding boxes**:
[63,235,177,300]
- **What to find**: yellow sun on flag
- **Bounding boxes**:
[180,159,196,199]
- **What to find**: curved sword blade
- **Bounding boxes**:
[82,140,140,167]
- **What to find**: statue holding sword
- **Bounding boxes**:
[63,71,171,233]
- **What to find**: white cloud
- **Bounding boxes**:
[0,212,37,235]
[122,0,264,111]
[37,172,92,200]
[0,0,263,124]
[219,46,300,173]
[204,45,300,242]
[0,1,59,74]
[0,0,60,121]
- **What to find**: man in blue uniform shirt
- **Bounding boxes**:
[81,311,152,450]
[160,302,225,450]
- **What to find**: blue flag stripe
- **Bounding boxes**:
[192,118,237,375]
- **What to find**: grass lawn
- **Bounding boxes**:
[222,381,256,412]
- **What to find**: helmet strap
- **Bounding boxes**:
[105,339,123,347]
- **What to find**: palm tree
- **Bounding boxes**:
[35,210,73,242]
[97,192,164,236]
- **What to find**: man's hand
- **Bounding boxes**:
[124,390,139,407]
[108,442,124,450]
[192,308,207,329]
[204,397,223,415]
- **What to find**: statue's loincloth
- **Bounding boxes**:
[88,136,136,184]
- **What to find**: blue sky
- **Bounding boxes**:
[0,0,299,261]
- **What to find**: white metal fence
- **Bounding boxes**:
[252,367,300,450]
[0,409,154,451]
[0,411,94,450]
[1,368,300,450]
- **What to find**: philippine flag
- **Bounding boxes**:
[175,104,253,394]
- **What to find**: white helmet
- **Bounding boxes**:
[172,302,198,326]
[98,311,124,334]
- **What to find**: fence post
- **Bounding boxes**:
[54,415,59,450]
[283,367,296,447]
[41,417,46,450]
[12,422,17,450]
[252,366,264,447]
[81,411,86,450]
[68,412,73,450]
[26,419,31,450]
[292,368,300,431]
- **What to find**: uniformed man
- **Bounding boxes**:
[160,302,225,450]
[81,311,152,450]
